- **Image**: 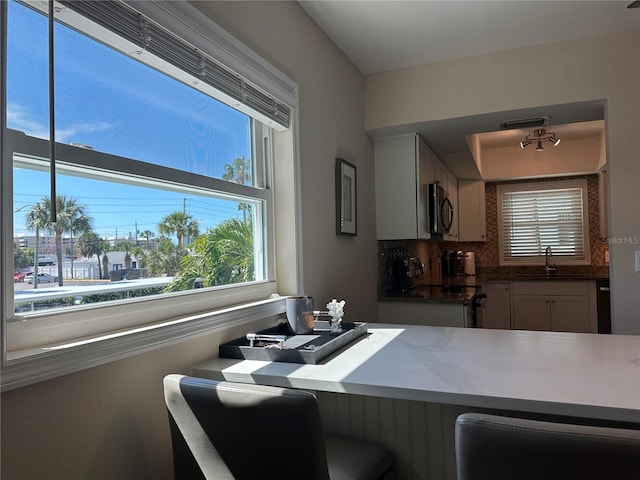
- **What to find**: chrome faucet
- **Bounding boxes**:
[545,246,556,275]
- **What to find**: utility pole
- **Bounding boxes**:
[135,221,139,246]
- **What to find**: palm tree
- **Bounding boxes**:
[140,230,155,250]
[146,237,183,276]
[33,196,92,286]
[131,246,146,268]
[119,241,133,270]
[24,202,49,289]
[13,246,33,269]
[165,217,254,292]
[76,231,103,280]
[222,156,252,185]
[223,157,252,221]
[158,211,199,247]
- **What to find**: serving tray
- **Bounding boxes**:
[219,322,368,364]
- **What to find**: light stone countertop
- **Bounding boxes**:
[193,324,640,424]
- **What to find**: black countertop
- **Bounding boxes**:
[379,284,479,305]
[480,273,610,282]
[378,274,609,305]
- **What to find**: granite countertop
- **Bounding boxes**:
[379,285,477,304]
[481,273,610,282]
[194,324,640,423]
[378,273,609,305]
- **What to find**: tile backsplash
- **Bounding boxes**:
[378,174,609,292]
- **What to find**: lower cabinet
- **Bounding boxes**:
[512,295,552,331]
[512,282,597,333]
[377,281,597,333]
[482,282,511,329]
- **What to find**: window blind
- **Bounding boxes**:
[57,0,291,129]
[501,186,586,260]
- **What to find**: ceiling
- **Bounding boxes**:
[299,1,639,179]
[299,1,639,75]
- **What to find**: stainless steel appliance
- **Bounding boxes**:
[429,182,453,237]
[441,284,486,327]
[442,250,475,276]
[443,250,466,275]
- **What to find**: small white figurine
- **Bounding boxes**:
[326,299,346,333]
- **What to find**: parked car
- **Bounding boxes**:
[13,271,25,283]
[24,273,58,284]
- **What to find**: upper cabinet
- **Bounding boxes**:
[374,134,457,241]
[458,180,486,242]
[375,134,430,240]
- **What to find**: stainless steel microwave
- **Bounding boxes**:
[428,182,453,235]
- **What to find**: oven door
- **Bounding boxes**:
[467,293,487,327]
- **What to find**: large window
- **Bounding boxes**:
[497,179,590,265]
[2,0,298,385]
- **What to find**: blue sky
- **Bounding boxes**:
[9,0,252,240]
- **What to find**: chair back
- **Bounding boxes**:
[455,413,640,480]
[163,374,330,480]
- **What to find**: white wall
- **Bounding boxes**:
[194,1,378,321]
[366,29,640,334]
[1,2,377,479]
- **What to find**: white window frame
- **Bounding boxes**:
[1,1,302,391]
[497,178,591,266]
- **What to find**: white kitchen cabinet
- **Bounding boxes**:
[512,295,552,331]
[511,281,596,333]
[427,147,443,185]
[378,301,469,327]
[374,134,434,240]
[482,282,511,329]
[458,180,486,242]
[550,295,592,332]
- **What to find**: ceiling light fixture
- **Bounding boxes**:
[520,128,561,151]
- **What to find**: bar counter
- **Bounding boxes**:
[194,324,640,424]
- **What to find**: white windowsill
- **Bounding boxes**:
[1,296,286,392]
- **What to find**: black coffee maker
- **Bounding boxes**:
[389,257,424,294]
[442,250,465,276]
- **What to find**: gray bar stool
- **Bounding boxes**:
[455,412,640,480]
[164,374,394,480]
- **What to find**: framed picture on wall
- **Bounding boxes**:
[336,157,357,236]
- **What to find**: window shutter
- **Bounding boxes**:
[501,186,586,261]
[57,0,291,129]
